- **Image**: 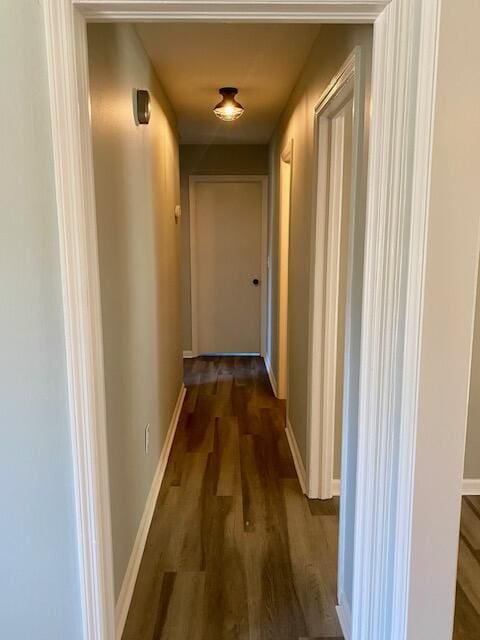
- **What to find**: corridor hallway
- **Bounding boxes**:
[122,356,342,639]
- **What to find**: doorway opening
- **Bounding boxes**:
[307,48,365,509]
[303,48,368,632]
[44,2,446,639]
[84,20,371,640]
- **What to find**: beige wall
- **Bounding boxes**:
[179,145,269,351]
[88,24,183,598]
[269,25,373,466]
[465,272,480,478]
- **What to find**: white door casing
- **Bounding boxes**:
[43,2,450,640]
[308,54,357,503]
[307,52,360,639]
[277,142,293,400]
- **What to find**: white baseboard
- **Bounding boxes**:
[285,419,307,494]
[264,353,278,398]
[332,478,341,496]
[183,350,196,359]
[115,384,186,640]
[336,601,352,640]
[463,479,480,495]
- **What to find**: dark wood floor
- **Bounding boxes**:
[122,356,343,640]
[454,496,480,639]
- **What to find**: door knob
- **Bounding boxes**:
[252,278,260,286]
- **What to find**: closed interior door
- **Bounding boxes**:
[193,180,263,354]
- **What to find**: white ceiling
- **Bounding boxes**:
[135,23,321,145]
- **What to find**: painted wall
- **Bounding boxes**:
[465,273,480,479]
[0,3,82,639]
[87,24,183,599]
[179,145,269,351]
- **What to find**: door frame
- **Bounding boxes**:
[277,141,293,400]
[42,2,451,640]
[307,49,360,501]
[188,174,269,357]
[307,48,366,635]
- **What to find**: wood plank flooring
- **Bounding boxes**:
[454,496,480,639]
[122,356,343,640]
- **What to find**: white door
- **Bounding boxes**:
[192,179,264,355]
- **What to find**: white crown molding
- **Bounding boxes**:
[115,385,186,639]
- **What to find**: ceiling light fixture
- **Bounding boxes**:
[213,87,244,121]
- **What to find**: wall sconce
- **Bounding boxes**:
[213,87,244,121]
[134,89,151,125]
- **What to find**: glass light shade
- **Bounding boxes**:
[213,87,244,121]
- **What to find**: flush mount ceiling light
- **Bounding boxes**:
[213,87,245,122]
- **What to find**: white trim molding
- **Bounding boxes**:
[182,350,196,359]
[115,385,186,640]
[188,175,269,358]
[43,5,116,640]
[73,0,391,23]
[352,1,443,639]
[264,353,279,398]
[285,420,307,494]
[277,139,293,401]
[462,479,480,496]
